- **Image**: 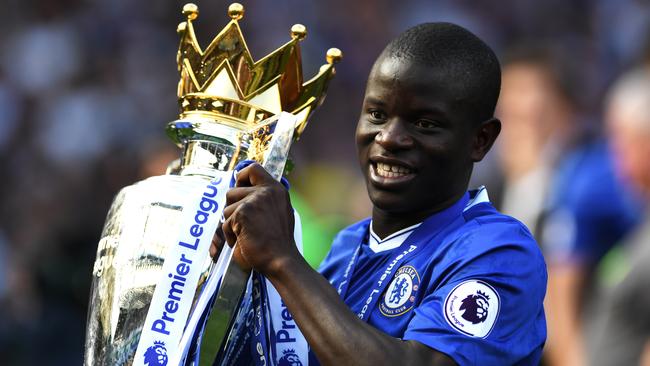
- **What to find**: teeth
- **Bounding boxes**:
[376,162,413,178]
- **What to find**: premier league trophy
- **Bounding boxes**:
[84,3,341,365]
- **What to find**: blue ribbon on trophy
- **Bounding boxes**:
[133,170,231,364]
[170,158,309,366]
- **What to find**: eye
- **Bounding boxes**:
[413,119,440,130]
[367,109,387,123]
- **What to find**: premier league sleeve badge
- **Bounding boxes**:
[443,279,500,338]
[379,265,421,317]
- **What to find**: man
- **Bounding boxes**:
[494,46,580,237]
[587,68,650,366]
[489,49,584,365]
[491,46,641,366]
[213,23,547,365]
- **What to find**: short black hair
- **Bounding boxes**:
[382,22,501,124]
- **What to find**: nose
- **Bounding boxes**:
[374,118,414,151]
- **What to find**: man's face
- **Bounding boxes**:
[497,64,566,180]
[607,108,650,196]
[356,55,478,216]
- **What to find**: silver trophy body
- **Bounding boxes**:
[85,139,240,365]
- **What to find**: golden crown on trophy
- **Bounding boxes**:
[175,2,342,138]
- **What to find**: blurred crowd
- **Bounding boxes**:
[1,0,649,364]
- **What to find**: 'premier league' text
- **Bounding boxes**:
[151,178,222,336]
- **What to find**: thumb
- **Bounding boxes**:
[235,162,275,187]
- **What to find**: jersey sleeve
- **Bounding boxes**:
[403,228,547,366]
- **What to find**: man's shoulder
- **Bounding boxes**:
[553,140,632,209]
[435,202,545,274]
[460,201,538,249]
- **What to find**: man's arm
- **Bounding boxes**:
[218,163,456,366]
[268,249,454,366]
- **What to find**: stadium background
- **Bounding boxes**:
[0,0,648,364]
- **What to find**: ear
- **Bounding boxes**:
[470,118,501,162]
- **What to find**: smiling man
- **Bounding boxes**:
[216,23,547,365]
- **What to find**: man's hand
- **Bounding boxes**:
[213,163,298,275]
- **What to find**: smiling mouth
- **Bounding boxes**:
[375,162,414,178]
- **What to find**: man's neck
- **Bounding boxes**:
[370,191,466,239]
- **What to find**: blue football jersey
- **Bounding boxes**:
[318,188,547,365]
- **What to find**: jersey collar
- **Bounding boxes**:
[369,222,422,253]
[368,190,477,253]
[465,185,490,212]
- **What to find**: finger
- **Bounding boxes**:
[209,234,223,257]
[223,199,245,220]
[226,186,257,206]
[233,242,252,273]
[209,224,225,260]
[221,216,238,248]
[209,241,221,260]
[235,163,275,187]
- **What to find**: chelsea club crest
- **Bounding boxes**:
[380,265,420,317]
